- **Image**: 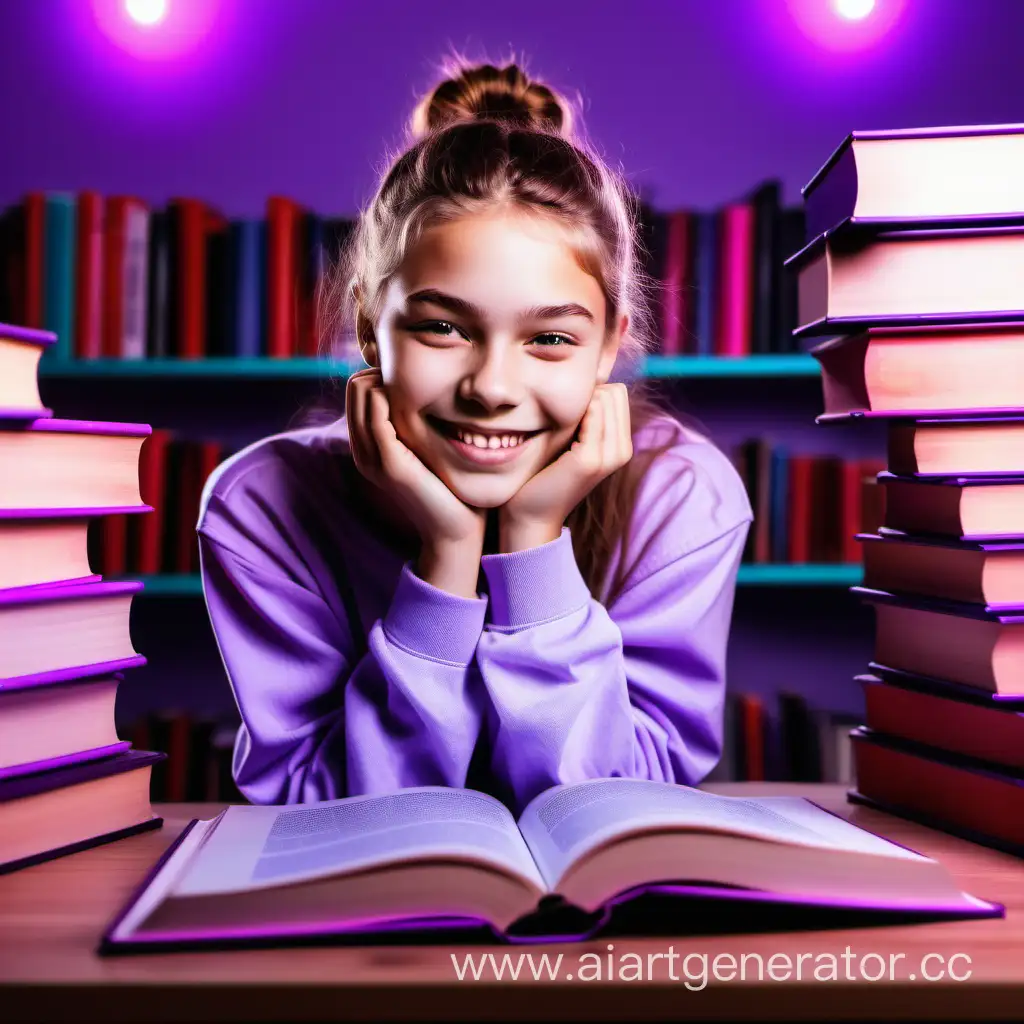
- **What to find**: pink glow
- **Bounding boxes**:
[785,0,905,51]
[90,0,219,60]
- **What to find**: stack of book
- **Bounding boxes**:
[0,321,164,874]
[792,123,1024,856]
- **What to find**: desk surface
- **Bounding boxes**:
[1,783,1022,1021]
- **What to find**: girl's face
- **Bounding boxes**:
[369,210,626,509]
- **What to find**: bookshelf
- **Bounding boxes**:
[123,563,865,597]
[37,354,821,380]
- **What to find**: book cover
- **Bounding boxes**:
[42,193,76,361]
[862,663,1024,707]
[851,584,1024,621]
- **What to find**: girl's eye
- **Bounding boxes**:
[415,320,466,340]
[531,333,574,347]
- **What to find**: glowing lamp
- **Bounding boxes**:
[125,0,168,26]
[835,0,876,20]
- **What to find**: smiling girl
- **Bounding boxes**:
[197,57,753,813]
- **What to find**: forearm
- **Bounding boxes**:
[474,525,748,812]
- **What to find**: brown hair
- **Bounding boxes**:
[310,51,682,606]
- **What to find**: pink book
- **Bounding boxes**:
[789,223,1024,337]
[0,322,56,420]
[803,124,1024,240]
[714,204,755,356]
[0,417,152,513]
[0,579,145,687]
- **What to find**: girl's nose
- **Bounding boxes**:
[459,347,524,410]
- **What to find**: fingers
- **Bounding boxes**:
[346,368,382,476]
[593,384,632,473]
[367,387,408,479]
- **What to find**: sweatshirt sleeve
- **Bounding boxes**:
[196,451,488,806]
[474,438,752,813]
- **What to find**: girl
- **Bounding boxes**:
[197,58,753,814]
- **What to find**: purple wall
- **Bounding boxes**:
[3,0,1024,215]
[8,0,1023,760]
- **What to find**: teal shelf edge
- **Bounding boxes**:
[736,564,864,586]
[124,564,861,596]
[38,354,820,380]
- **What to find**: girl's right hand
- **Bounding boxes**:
[346,368,488,549]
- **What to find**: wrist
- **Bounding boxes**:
[416,536,484,598]
[498,515,563,553]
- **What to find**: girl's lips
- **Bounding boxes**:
[445,432,537,465]
[428,417,540,467]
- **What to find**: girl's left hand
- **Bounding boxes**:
[500,383,633,550]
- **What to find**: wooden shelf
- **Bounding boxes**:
[122,563,862,597]
[38,354,820,380]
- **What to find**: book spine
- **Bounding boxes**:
[715,202,755,357]
[74,191,105,360]
[173,199,208,359]
[267,196,300,358]
[787,455,814,563]
[769,446,789,563]
[750,182,780,354]
[43,193,76,360]
[146,210,170,359]
[120,203,150,360]
[23,192,45,330]
[660,211,692,356]
[693,212,717,356]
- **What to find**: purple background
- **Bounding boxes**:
[3,0,1019,770]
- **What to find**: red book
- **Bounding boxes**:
[23,192,45,329]
[840,459,864,563]
[135,429,172,575]
[170,199,208,359]
[787,455,814,563]
[660,211,693,355]
[714,203,755,356]
[164,712,191,803]
[100,515,128,577]
[181,441,222,573]
[735,694,765,781]
[852,726,1024,855]
[266,196,301,358]
[74,191,105,359]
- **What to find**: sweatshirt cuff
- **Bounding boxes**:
[382,562,487,665]
[480,527,591,628]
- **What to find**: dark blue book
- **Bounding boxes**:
[693,212,718,356]
[228,220,264,358]
[769,445,789,562]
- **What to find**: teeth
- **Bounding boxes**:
[456,430,528,449]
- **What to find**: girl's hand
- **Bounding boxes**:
[500,383,633,552]
[346,369,487,550]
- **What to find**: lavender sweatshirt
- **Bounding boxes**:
[196,412,753,814]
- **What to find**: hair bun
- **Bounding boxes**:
[410,61,572,140]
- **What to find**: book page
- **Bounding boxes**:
[171,787,545,897]
[517,779,929,889]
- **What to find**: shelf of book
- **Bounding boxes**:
[121,564,864,597]
[37,354,820,380]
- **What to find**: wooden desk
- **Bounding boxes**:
[1,783,1022,1021]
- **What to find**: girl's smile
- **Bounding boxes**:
[426,415,546,466]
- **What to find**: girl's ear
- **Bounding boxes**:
[355,307,379,368]
[597,312,629,383]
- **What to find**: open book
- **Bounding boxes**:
[101,779,1000,951]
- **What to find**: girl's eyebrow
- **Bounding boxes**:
[406,289,595,324]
